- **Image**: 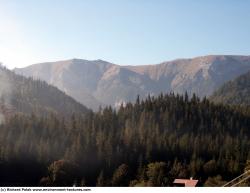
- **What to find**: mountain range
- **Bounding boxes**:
[14,55,250,110]
[1,54,250,186]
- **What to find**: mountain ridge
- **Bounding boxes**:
[14,55,250,110]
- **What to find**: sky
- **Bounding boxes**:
[0,0,250,69]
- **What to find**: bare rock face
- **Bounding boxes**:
[14,55,250,110]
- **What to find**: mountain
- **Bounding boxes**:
[211,70,250,105]
[0,65,89,117]
[15,59,112,110]
[14,55,250,110]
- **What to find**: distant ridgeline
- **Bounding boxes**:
[14,55,250,111]
[0,92,250,186]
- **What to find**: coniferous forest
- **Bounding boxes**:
[0,93,250,186]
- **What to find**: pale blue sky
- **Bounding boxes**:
[0,0,250,68]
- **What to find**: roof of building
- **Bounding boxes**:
[173,178,198,187]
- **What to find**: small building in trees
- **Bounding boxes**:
[173,178,198,187]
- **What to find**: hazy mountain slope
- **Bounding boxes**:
[94,65,157,106]
[14,55,250,110]
[211,70,250,105]
[126,55,250,97]
[0,65,89,117]
[15,59,113,110]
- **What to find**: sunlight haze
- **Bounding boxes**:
[1,0,250,69]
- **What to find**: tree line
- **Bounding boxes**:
[0,93,250,186]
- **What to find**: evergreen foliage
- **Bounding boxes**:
[0,93,250,186]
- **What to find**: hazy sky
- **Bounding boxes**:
[0,0,250,69]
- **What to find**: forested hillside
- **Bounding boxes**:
[0,65,89,117]
[0,93,249,186]
[211,70,250,106]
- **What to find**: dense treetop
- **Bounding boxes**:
[0,93,249,186]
